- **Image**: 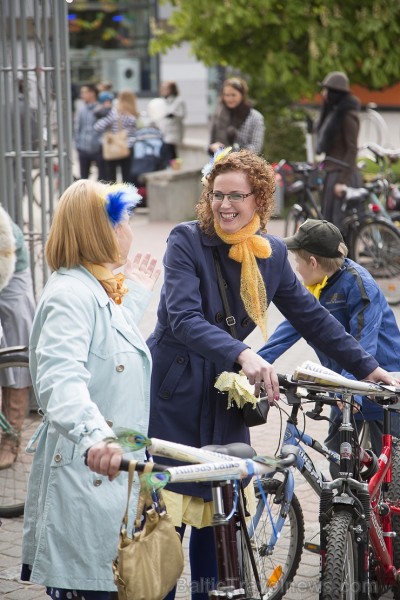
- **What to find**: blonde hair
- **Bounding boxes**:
[293,242,348,271]
[197,149,276,235]
[46,180,120,271]
[117,89,139,117]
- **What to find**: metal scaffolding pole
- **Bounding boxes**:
[0,0,74,297]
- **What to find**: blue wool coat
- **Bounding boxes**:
[147,222,378,499]
[259,258,400,421]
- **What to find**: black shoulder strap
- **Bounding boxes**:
[213,249,238,339]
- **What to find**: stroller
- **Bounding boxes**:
[130,126,169,205]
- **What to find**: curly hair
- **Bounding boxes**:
[196,149,276,235]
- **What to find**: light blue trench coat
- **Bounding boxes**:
[21,266,152,591]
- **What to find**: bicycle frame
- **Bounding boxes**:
[280,401,339,496]
[367,408,400,586]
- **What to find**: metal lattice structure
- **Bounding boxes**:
[0,0,73,297]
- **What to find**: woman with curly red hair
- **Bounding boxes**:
[147,148,392,600]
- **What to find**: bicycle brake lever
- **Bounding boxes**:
[305,410,331,422]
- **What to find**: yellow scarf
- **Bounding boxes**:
[214,214,272,339]
[305,275,329,300]
[82,262,128,305]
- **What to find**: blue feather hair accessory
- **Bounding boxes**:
[201,146,232,183]
[104,184,142,226]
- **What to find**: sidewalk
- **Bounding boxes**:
[0,216,396,599]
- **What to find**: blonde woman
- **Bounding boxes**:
[21,180,160,600]
[95,89,139,182]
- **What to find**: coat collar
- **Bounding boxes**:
[57,266,110,307]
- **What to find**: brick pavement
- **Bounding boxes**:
[0,216,397,599]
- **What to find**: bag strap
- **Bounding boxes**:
[213,249,238,339]
[121,460,138,530]
[134,462,155,530]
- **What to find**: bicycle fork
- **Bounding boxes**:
[319,397,371,600]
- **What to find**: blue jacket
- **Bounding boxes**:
[259,258,400,420]
[147,223,378,499]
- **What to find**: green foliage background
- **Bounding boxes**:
[151,0,400,161]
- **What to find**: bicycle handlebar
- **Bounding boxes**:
[117,449,298,484]
[275,155,349,176]
[277,370,400,406]
[360,142,400,161]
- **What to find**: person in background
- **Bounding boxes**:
[94,91,114,121]
[0,213,35,469]
[97,80,114,97]
[75,83,107,181]
[157,81,186,165]
[316,71,363,228]
[209,77,265,156]
[21,179,160,600]
[0,205,18,348]
[147,149,396,600]
[95,89,138,183]
[258,219,400,477]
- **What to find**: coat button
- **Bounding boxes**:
[215,312,224,323]
[116,364,125,372]
[176,356,185,364]
[241,317,251,328]
[94,479,102,486]
[161,390,171,399]
[54,453,62,463]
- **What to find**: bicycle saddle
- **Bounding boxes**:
[202,443,256,460]
[344,187,369,202]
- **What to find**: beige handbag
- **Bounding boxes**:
[112,461,184,600]
[102,116,130,160]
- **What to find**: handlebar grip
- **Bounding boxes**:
[120,458,132,472]
[118,459,168,473]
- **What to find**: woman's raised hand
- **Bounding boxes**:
[124,252,161,291]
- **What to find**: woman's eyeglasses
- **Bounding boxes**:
[207,191,253,204]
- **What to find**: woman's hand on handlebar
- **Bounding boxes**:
[86,440,123,481]
[236,348,280,402]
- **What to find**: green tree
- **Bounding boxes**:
[151,0,400,101]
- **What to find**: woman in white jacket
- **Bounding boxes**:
[21,180,160,600]
[158,81,186,164]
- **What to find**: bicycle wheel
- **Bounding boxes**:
[388,437,400,599]
[351,219,400,306]
[0,354,37,518]
[284,206,305,237]
[239,478,304,600]
[320,510,358,600]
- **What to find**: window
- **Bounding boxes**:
[68,0,158,95]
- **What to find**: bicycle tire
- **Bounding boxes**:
[284,207,305,237]
[320,510,358,600]
[350,219,400,306]
[0,354,35,518]
[388,437,400,600]
[239,478,304,600]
